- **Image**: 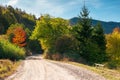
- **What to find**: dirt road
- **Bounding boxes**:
[6,55,106,80]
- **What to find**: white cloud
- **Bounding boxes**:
[27,0,102,18]
[7,0,102,18]
[32,0,66,18]
[7,0,19,6]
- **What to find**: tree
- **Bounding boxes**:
[91,23,107,62]
[75,5,92,57]
[31,14,70,58]
[12,27,27,47]
[92,23,106,50]
[6,23,27,47]
[74,5,106,63]
[106,27,120,68]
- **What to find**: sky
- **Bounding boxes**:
[0,0,120,22]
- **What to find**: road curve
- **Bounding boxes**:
[6,55,106,80]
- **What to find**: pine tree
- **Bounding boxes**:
[91,23,107,62]
[92,23,106,51]
[76,5,92,56]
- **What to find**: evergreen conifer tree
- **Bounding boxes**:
[76,4,92,56]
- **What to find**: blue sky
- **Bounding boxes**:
[0,0,120,22]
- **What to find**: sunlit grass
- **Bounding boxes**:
[0,59,21,79]
[67,62,120,80]
[0,39,25,60]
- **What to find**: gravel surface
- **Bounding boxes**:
[6,55,106,80]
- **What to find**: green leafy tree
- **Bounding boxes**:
[106,27,120,68]
[31,15,70,58]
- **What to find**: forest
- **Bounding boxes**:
[0,5,120,78]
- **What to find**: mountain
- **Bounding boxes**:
[70,17,120,33]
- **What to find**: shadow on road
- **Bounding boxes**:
[25,54,43,60]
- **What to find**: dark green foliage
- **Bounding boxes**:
[55,35,80,61]
[108,60,120,69]
[91,23,107,62]
[92,23,106,50]
[55,35,78,54]
[85,41,105,63]
[28,40,43,53]
[75,5,92,57]
[74,5,106,63]
[0,39,25,60]
[0,5,36,34]
[77,6,92,43]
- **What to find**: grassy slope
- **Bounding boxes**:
[67,62,120,80]
[0,59,21,79]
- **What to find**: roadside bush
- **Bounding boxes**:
[54,35,79,61]
[106,28,120,69]
[0,39,25,60]
[85,42,105,64]
[108,60,120,69]
[0,59,20,79]
[55,35,78,54]
[63,52,80,61]
[27,40,43,53]
[52,53,62,61]
[0,59,13,78]
[43,50,52,59]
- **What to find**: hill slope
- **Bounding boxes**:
[0,5,36,34]
[70,17,120,33]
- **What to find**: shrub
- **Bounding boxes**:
[0,39,25,60]
[52,53,62,61]
[43,50,52,59]
[6,23,27,47]
[63,52,80,61]
[0,59,20,79]
[55,35,78,54]
[54,35,79,61]
[85,42,100,64]
[27,40,43,53]
[108,60,120,69]
[106,28,120,68]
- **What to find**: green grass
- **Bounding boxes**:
[0,59,21,79]
[0,39,25,60]
[67,62,120,80]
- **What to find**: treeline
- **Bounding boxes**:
[0,5,36,34]
[30,6,106,64]
[0,5,42,60]
[0,5,120,69]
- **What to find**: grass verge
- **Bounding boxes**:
[67,61,120,80]
[0,59,21,79]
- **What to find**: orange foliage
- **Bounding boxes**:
[12,27,27,47]
[113,27,120,33]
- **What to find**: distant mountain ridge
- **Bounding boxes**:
[70,17,120,33]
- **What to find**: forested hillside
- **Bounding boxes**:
[0,5,36,34]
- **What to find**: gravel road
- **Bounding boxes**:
[6,55,106,80]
